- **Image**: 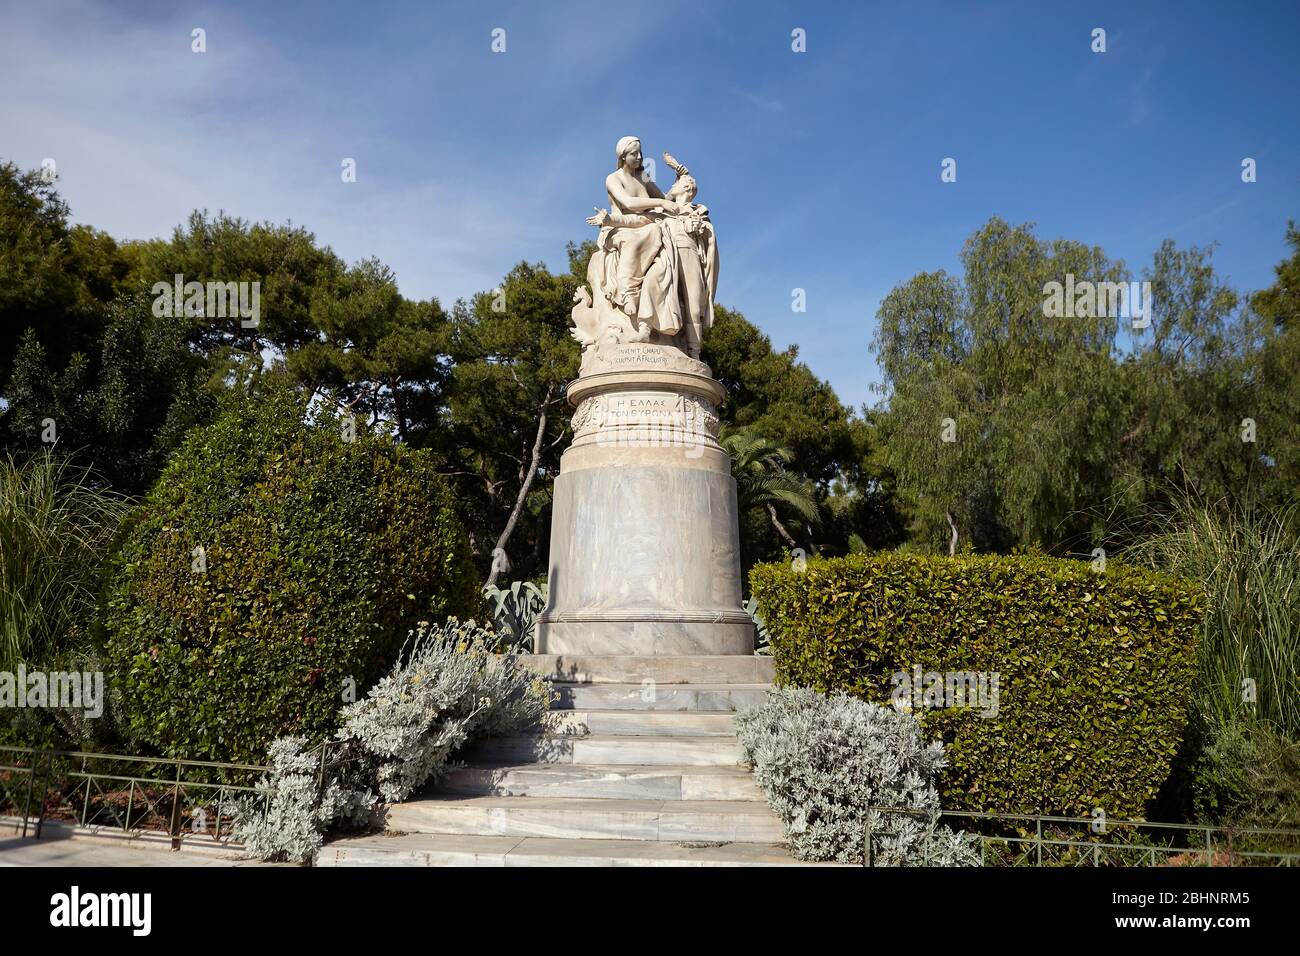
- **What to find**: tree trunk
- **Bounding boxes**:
[946,510,959,556]
[389,376,410,443]
[767,503,799,549]
[485,389,551,588]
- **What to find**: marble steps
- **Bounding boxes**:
[385,796,785,843]
[319,833,818,867]
[543,709,736,736]
[466,733,745,767]
[441,762,764,801]
[320,654,809,865]
[552,681,771,711]
[517,654,774,685]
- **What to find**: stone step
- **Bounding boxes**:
[543,709,736,736]
[553,682,771,712]
[386,796,785,843]
[518,654,774,685]
[319,833,819,867]
[467,734,745,767]
[442,763,765,801]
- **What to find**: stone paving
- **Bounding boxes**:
[0,833,257,866]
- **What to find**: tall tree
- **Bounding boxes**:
[6,294,218,493]
[284,258,453,444]
[722,430,819,555]
[444,260,580,584]
[128,210,350,363]
[0,162,130,406]
[704,304,861,486]
[873,217,1297,555]
[1111,240,1264,528]
[873,217,1126,553]
[1247,221,1300,501]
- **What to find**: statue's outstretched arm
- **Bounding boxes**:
[587,208,653,228]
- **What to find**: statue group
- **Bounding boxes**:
[569,136,719,361]
[539,134,751,657]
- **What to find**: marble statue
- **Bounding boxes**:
[569,137,719,360]
[537,135,752,657]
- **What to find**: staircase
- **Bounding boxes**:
[320,654,812,866]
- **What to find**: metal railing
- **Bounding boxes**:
[863,805,1300,867]
[0,745,277,848]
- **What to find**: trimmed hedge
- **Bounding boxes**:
[104,384,481,763]
[750,552,1203,818]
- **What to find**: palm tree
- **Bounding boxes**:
[721,430,819,550]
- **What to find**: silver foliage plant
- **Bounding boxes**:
[736,686,980,865]
[231,736,374,865]
[337,617,552,803]
[235,618,552,863]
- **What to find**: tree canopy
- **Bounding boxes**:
[3,159,1295,576]
[872,217,1298,555]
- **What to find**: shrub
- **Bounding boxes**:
[481,580,547,652]
[230,735,374,865]
[0,452,131,750]
[335,617,551,803]
[1126,500,1300,737]
[750,552,1204,818]
[104,384,482,763]
[736,686,978,865]
[235,619,550,862]
[1171,721,1300,850]
[1126,500,1299,830]
[0,451,129,671]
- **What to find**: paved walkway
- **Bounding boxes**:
[0,832,261,867]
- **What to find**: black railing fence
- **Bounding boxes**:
[863,805,1300,867]
[6,745,1299,866]
[0,744,282,848]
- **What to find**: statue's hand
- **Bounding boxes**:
[586,207,610,227]
[660,201,681,216]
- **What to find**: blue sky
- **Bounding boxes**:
[3,0,1298,410]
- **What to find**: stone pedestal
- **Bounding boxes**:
[537,343,754,656]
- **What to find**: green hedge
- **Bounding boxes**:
[750,552,1203,818]
[104,384,481,763]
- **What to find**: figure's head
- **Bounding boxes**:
[666,175,697,204]
[615,136,642,172]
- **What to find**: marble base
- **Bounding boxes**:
[536,344,754,656]
[540,613,756,656]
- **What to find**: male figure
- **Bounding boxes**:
[660,170,717,359]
